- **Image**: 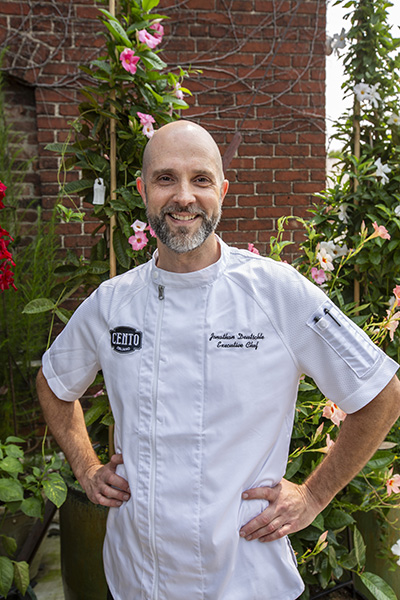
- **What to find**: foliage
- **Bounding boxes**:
[260,215,400,600]
[0,436,67,598]
[313,0,400,358]
[258,1,400,597]
[44,0,193,282]
[0,65,63,441]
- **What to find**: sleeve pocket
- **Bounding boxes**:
[307,301,380,378]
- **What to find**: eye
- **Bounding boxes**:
[195,175,211,184]
[157,174,173,183]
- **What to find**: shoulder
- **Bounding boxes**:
[75,260,151,321]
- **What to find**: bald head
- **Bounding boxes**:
[141,120,224,184]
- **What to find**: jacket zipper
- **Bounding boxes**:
[150,284,165,600]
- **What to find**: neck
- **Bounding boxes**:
[156,234,220,273]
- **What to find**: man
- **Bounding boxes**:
[37,120,400,600]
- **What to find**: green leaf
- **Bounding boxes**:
[55,307,72,325]
[5,436,25,444]
[0,456,24,475]
[311,513,325,531]
[84,397,109,426]
[63,178,94,195]
[0,478,24,502]
[285,455,303,480]
[0,534,17,557]
[13,560,30,596]
[113,229,131,270]
[142,0,160,11]
[5,444,24,459]
[366,451,394,471]
[353,526,366,568]
[324,508,354,530]
[359,572,397,600]
[103,20,131,46]
[22,298,56,314]
[0,556,14,597]
[45,142,76,154]
[20,496,43,519]
[340,547,358,570]
[140,52,167,71]
[42,474,67,508]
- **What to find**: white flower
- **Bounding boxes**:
[331,28,347,54]
[131,219,147,232]
[394,205,400,217]
[354,82,371,103]
[374,157,391,184]
[320,240,348,260]
[388,113,400,126]
[317,247,334,272]
[338,204,349,223]
[353,82,380,108]
[391,539,400,557]
[369,83,381,108]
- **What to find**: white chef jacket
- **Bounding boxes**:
[42,238,398,600]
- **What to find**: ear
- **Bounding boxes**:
[220,179,229,206]
[136,177,146,206]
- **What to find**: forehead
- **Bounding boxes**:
[145,127,223,180]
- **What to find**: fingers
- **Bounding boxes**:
[239,480,312,542]
[84,458,131,507]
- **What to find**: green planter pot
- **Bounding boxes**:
[59,485,109,600]
[355,509,400,598]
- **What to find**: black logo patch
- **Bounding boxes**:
[110,327,142,353]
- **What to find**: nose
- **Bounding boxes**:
[173,179,196,206]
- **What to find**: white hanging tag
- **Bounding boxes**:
[93,178,106,205]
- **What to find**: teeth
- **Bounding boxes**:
[171,214,197,221]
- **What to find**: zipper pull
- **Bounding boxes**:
[158,285,165,300]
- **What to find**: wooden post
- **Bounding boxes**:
[109,0,117,280]
[108,0,116,455]
[353,99,361,307]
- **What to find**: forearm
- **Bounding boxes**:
[36,367,100,485]
[304,375,400,510]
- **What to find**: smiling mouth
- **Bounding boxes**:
[169,213,199,222]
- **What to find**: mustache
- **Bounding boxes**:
[160,203,207,218]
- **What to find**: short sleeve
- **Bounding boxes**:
[275,266,398,413]
[246,257,399,414]
[42,288,105,402]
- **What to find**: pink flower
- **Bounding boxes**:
[248,243,260,255]
[150,22,164,42]
[143,122,155,139]
[120,48,140,75]
[311,267,326,285]
[137,112,155,126]
[372,221,390,240]
[322,400,346,427]
[128,231,148,251]
[138,29,161,49]
[384,309,400,341]
[393,285,400,307]
[173,83,184,100]
[147,225,157,238]
[131,219,147,233]
[322,433,335,453]
[386,469,400,496]
[137,113,156,139]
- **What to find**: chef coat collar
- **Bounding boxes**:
[150,236,229,288]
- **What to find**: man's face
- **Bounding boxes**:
[137,126,229,255]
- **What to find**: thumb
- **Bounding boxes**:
[109,453,124,470]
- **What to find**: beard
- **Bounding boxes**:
[146,202,222,254]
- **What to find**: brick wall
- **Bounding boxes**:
[0,0,326,259]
